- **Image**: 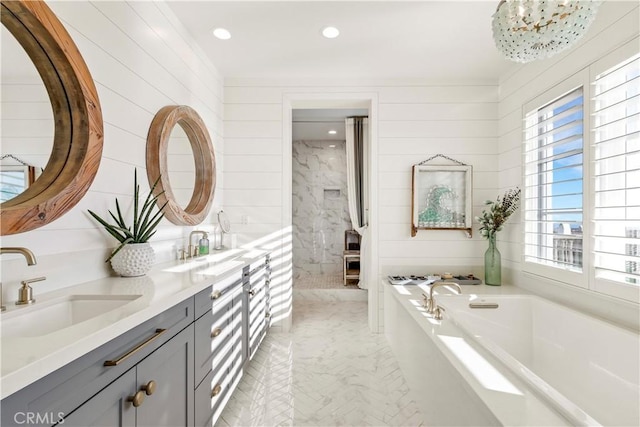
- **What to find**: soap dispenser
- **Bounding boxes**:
[198,233,210,255]
[213,225,222,250]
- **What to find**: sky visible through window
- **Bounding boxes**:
[548,95,583,234]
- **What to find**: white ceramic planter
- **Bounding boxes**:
[110,242,155,277]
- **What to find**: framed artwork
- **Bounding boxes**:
[411,163,472,237]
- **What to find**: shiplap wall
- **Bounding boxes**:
[497,1,639,328]
[1,1,223,300]
[224,81,499,331]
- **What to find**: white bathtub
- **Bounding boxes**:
[437,295,640,427]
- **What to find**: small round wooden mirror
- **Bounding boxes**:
[146,105,216,225]
[0,0,104,235]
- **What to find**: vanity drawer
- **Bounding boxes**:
[194,271,243,319]
[194,295,233,386]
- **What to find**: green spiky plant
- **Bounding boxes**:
[88,169,167,262]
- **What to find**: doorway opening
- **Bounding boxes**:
[282,93,379,333]
[291,108,367,292]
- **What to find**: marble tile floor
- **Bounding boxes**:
[216,300,426,427]
[293,274,366,302]
[293,273,357,289]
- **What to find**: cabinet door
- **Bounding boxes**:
[135,325,194,427]
[62,369,136,427]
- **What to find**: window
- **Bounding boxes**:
[521,48,640,302]
[593,54,640,289]
[524,87,584,273]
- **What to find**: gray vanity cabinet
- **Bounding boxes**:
[0,298,193,427]
[62,324,194,427]
[1,254,272,427]
[193,270,244,426]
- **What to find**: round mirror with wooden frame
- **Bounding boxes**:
[0,0,104,235]
[146,105,216,226]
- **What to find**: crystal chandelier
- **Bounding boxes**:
[492,0,602,63]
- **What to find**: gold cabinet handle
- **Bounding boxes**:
[210,290,221,300]
[141,380,156,396]
[104,329,167,366]
[211,327,222,338]
[211,383,222,397]
[128,390,145,407]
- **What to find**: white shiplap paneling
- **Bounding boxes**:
[1,1,223,302]
[224,80,500,333]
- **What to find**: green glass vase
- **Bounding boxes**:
[484,234,502,286]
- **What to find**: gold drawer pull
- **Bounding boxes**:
[104,329,167,366]
[211,383,222,397]
[141,380,156,396]
[128,390,145,407]
[210,290,221,300]
[211,327,222,338]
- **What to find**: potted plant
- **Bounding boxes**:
[476,188,521,285]
[88,170,166,277]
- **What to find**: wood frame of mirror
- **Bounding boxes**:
[0,0,104,235]
[146,105,216,226]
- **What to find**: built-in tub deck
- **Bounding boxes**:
[384,282,640,427]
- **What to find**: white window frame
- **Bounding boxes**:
[522,70,591,288]
[522,40,640,303]
[589,40,640,303]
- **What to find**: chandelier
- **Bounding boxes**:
[492,0,602,63]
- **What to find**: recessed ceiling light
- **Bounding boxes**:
[329,144,336,148]
[213,28,231,40]
[321,26,340,39]
[328,130,337,135]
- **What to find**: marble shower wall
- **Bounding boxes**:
[293,140,351,279]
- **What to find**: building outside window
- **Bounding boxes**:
[593,53,640,287]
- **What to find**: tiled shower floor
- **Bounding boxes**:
[216,300,426,427]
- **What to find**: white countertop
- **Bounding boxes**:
[0,248,267,400]
[383,280,571,426]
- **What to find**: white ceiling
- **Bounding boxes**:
[166,1,514,81]
[292,108,367,140]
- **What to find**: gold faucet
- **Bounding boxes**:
[0,247,37,265]
[188,230,208,257]
[0,247,45,307]
[423,282,462,318]
[16,277,46,305]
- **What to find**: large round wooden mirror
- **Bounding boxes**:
[146,105,216,225]
[0,0,104,235]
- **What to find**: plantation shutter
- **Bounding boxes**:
[593,54,640,286]
[524,87,584,271]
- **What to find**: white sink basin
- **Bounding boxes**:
[0,294,141,338]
